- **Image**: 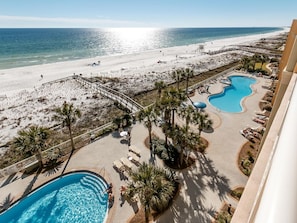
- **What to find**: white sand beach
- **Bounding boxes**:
[0,29,287,149]
[0,28,288,223]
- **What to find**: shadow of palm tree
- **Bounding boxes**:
[43,161,63,177]
[22,168,42,197]
[61,150,74,175]
[0,193,13,211]
[197,154,231,200]
[0,173,19,188]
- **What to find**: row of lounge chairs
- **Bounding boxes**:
[197,85,210,94]
[240,109,268,141]
[113,145,141,173]
[240,126,264,141]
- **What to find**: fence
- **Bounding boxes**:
[75,76,144,113]
[0,122,114,178]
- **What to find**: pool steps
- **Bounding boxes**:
[80,176,108,204]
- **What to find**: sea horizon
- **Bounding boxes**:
[0,27,283,70]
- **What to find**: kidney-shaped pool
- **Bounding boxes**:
[208,75,256,113]
[0,171,109,223]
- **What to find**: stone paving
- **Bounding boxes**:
[0,71,271,223]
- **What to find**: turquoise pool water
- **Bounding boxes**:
[209,75,256,113]
[0,172,109,223]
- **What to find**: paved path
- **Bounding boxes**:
[0,71,271,223]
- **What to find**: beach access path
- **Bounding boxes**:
[0,71,271,223]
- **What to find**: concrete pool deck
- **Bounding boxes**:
[0,71,272,223]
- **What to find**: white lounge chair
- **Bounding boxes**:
[255,110,268,116]
[120,157,133,169]
[129,145,141,156]
[113,160,125,172]
[128,152,140,164]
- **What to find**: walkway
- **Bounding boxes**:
[0,71,271,223]
[74,75,144,113]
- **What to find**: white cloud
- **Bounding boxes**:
[0,15,144,28]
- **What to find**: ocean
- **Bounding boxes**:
[0,27,282,69]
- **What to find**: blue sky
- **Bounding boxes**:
[0,0,295,28]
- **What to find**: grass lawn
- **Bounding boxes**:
[254,62,270,72]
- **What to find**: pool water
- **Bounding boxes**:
[0,172,109,223]
[209,75,256,113]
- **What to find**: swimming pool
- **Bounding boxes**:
[0,171,109,223]
[208,75,256,113]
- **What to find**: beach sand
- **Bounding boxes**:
[0,29,288,223]
[0,29,287,149]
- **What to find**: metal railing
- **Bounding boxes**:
[0,122,114,178]
[75,76,143,113]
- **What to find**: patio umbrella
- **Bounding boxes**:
[193,101,207,109]
[120,131,128,137]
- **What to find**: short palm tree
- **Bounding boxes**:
[112,116,123,130]
[163,87,186,126]
[126,163,176,223]
[184,68,194,96]
[154,81,166,100]
[193,112,213,136]
[178,105,195,131]
[53,102,81,152]
[171,69,185,90]
[138,106,157,150]
[240,56,250,71]
[13,126,50,168]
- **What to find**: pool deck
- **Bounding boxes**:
[0,71,272,223]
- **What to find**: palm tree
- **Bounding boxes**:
[13,126,50,168]
[163,87,186,126]
[259,54,269,69]
[184,68,194,96]
[171,69,184,90]
[154,81,166,100]
[54,102,81,152]
[138,106,157,150]
[178,105,195,131]
[240,56,250,71]
[126,163,176,223]
[112,116,122,130]
[193,112,213,136]
[171,125,200,166]
[122,113,132,127]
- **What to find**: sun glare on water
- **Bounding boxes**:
[106,27,160,52]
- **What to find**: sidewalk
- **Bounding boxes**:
[0,72,271,223]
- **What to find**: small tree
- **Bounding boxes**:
[126,163,176,223]
[154,81,166,100]
[13,126,50,168]
[194,112,213,136]
[54,102,81,152]
[138,106,157,150]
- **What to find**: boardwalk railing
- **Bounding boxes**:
[0,75,145,178]
[74,76,144,113]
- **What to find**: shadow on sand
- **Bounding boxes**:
[156,153,231,223]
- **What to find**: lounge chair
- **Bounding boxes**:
[128,152,140,164]
[254,115,269,121]
[120,157,133,169]
[240,129,255,142]
[241,127,262,139]
[113,160,125,172]
[129,145,141,156]
[255,110,268,116]
[252,117,266,125]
